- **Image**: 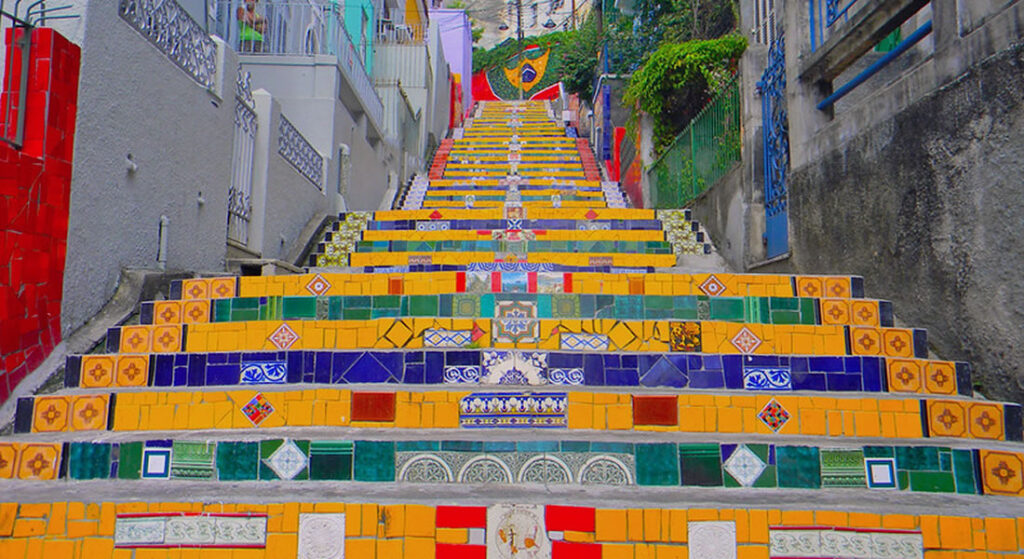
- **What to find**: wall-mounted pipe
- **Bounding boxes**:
[157,215,169,270]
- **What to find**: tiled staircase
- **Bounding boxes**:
[3,100,1024,558]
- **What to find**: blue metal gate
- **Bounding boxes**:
[757,35,789,258]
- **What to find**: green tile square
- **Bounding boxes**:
[347,296,372,308]
[679,444,723,487]
[645,296,674,310]
[371,295,398,308]
[216,441,259,481]
[722,444,776,488]
[309,441,353,481]
[819,449,866,487]
[897,470,910,490]
[259,439,310,481]
[896,446,940,471]
[770,311,801,325]
[709,298,744,321]
[396,441,440,452]
[551,294,580,318]
[863,446,895,458]
[952,449,978,494]
[635,443,680,486]
[409,296,439,316]
[939,450,952,471]
[776,446,821,489]
[909,471,956,493]
[452,294,481,317]
[233,297,259,310]
[68,442,112,480]
[354,441,395,482]
[343,308,372,320]
[798,298,817,323]
[770,297,799,311]
[282,297,317,319]
[328,297,343,319]
[118,442,143,480]
[213,298,231,322]
[560,441,590,453]
[171,441,215,480]
[233,309,258,321]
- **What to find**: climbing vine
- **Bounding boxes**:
[624,34,747,151]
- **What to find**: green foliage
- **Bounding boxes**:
[472,31,570,74]
[624,34,746,150]
[471,24,484,43]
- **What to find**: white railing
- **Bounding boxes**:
[278,114,325,190]
[228,71,258,245]
[375,20,427,45]
[213,0,383,126]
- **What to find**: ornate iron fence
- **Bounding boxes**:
[278,115,324,190]
[227,70,258,246]
[758,35,789,258]
[646,75,742,208]
[118,0,218,89]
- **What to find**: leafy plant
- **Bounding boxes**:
[624,34,746,150]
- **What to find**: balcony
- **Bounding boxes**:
[212,0,383,128]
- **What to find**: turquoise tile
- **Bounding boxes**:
[952,449,978,494]
[517,441,558,452]
[396,441,440,452]
[216,441,258,481]
[354,441,394,482]
[68,442,112,480]
[635,443,680,486]
[591,442,634,454]
[896,446,940,470]
[679,444,723,487]
[560,441,590,453]
[118,442,142,480]
[776,446,821,489]
[282,297,316,319]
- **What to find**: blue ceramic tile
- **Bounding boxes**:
[446,351,479,366]
[826,373,862,391]
[603,355,621,368]
[173,366,188,386]
[371,352,403,379]
[583,354,605,385]
[287,353,304,382]
[442,441,483,452]
[605,368,639,386]
[405,351,424,363]
[303,352,315,374]
[621,355,638,368]
[843,357,862,372]
[345,353,394,383]
[863,358,883,392]
[688,370,725,389]
[403,364,425,384]
[517,441,558,452]
[746,356,780,367]
[209,353,229,364]
[639,356,688,388]
[315,352,333,383]
[792,373,826,391]
[483,441,516,452]
[154,355,174,386]
[790,357,809,373]
[548,352,583,368]
[206,364,238,385]
[810,357,844,372]
[424,353,444,383]
[330,352,361,383]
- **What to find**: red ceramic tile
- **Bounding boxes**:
[545,505,595,532]
[350,392,396,422]
[436,505,487,528]
[632,395,679,426]
[436,544,486,559]
[552,541,602,559]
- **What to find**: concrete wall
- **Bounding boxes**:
[61,1,237,333]
[699,0,1024,401]
[242,55,393,211]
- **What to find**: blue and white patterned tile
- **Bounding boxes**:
[444,365,483,384]
[459,392,568,428]
[240,361,288,385]
[265,439,308,481]
[560,332,610,351]
[865,457,898,489]
[722,444,766,487]
[743,367,792,390]
[423,329,473,348]
[548,368,584,385]
[481,351,548,385]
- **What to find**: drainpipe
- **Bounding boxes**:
[157,215,169,270]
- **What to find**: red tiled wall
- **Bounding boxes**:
[0,28,81,404]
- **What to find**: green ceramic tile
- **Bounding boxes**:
[68,442,111,480]
[118,442,142,479]
[328,297,343,319]
[233,309,258,321]
[909,471,956,493]
[863,446,894,458]
[896,446,940,471]
[309,441,353,481]
[819,449,866,487]
[372,295,399,308]
[722,444,776,488]
[776,446,821,489]
[259,439,310,481]
[770,311,802,325]
[635,443,680,486]
[591,442,634,454]
[939,450,952,471]
[770,297,799,311]
[216,441,258,481]
[171,441,215,480]
[679,444,723,487]
[354,441,394,482]
[213,298,231,322]
[396,441,440,452]
[343,308,372,320]
[409,295,439,316]
[439,294,454,317]
[709,298,744,321]
[282,296,316,319]
[347,296,371,308]
[560,441,590,453]
[799,298,817,323]
[233,297,258,310]
[952,449,978,494]
[646,296,673,310]
[551,294,580,318]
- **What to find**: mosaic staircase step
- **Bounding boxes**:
[166,272,867,300]
[94,317,932,357]
[2,437,1012,496]
[66,348,971,396]
[13,387,1022,441]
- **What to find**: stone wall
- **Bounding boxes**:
[785,43,1024,403]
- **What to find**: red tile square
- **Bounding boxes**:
[436,505,487,528]
[436,544,486,559]
[632,395,679,426]
[350,392,396,422]
[546,505,595,532]
[553,541,602,559]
